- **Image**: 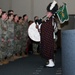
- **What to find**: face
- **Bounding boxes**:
[46,11,53,18]
[9,15,14,20]
[24,15,28,21]
[14,15,19,22]
[19,18,23,23]
[2,13,7,20]
[0,8,2,15]
[34,16,39,21]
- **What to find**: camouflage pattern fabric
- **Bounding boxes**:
[14,22,21,54]
[0,19,8,60]
[7,20,15,57]
[21,21,28,52]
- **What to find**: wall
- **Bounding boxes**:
[0,0,75,19]
[12,0,33,20]
[11,0,54,20]
[58,0,75,15]
[0,0,75,29]
[61,15,75,30]
[33,0,53,19]
[11,0,75,20]
[0,0,11,12]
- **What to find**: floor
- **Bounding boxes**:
[0,49,62,75]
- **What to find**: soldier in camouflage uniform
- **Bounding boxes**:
[0,11,9,64]
[13,14,21,59]
[0,8,2,65]
[17,16,24,56]
[15,16,23,57]
[7,13,15,59]
[22,14,29,56]
[33,16,40,55]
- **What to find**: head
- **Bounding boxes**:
[8,13,14,21]
[46,1,58,18]
[18,16,23,23]
[34,16,39,21]
[8,10,14,14]
[13,14,19,22]
[1,11,7,20]
[23,14,28,22]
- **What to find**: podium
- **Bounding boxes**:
[61,30,75,75]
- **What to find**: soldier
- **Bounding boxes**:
[0,8,2,65]
[22,14,29,56]
[0,11,9,64]
[32,16,40,55]
[7,13,15,61]
[18,16,24,57]
[15,16,23,58]
[13,14,21,59]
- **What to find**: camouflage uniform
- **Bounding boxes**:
[7,20,15,57]
[33,41,39,54]
[0,18,2,60]
[21,21,28,52]
[18,23,24,53]
[14,22,21,54]
[0,19,8,60]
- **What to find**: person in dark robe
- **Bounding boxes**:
[40,1,58,67]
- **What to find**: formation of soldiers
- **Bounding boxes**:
[0,8,29,65]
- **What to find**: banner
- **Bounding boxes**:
[56,3,69,24]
